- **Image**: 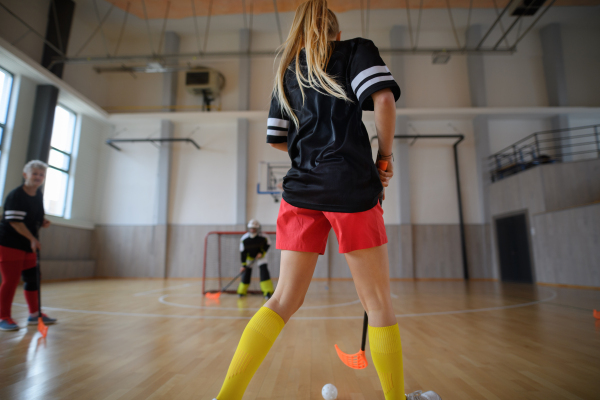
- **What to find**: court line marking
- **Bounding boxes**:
[12,289,557,320]
[158,294,362,310]
[132,283,199,296]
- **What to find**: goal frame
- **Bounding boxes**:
[202,230,277,295]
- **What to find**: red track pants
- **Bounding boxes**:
[0,245,38,319]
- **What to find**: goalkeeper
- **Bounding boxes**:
[237,219,274,299]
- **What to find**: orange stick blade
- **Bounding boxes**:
[334,344,368,369]
[205,292,221,300]
[594,310,600,320]
[38,317,48,338]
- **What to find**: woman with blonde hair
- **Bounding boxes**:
[213,1,441,399]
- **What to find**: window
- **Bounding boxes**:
[44,105,76,217]
[0,66,14,152]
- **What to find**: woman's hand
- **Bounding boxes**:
[30,238,41,252]
[42,219,51,228]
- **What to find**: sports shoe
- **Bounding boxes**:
[27,313,57,325]
[0,318,19,331]
[407,390,442,400]
[264,292,272,300]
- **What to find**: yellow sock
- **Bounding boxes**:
[216,307,284,400]
[369,323,405,400]
[237,282,249,296]
[260,279,274,296]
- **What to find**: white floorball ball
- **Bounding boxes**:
[322,383,338,400]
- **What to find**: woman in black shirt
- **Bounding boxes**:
[0,160,56,331]
[213,1,441,399]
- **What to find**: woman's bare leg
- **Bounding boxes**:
[264,250,319,322]
[345,244,405,399]
[344,244,395,327]
[215,250,318,400]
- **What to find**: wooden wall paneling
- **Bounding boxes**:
[41,260,95,280]
[166,224,243,278]
[328,230,351,279]
[532,203,600,287]
[39,224,93,260]
[412,225,463,279]
[385,226,401,278]
[400,224,414,278]
[465,224,494,279]
[534,203,600,287]
[93,225,166,278]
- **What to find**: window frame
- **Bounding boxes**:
[0,66,15,149]
[45,104,77,217]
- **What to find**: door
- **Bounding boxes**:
[496,214,534,283]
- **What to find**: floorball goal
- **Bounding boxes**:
[202,231,280,295]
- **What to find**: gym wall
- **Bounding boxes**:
[1,4,599,281]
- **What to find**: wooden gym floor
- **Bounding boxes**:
[1,279,599,400]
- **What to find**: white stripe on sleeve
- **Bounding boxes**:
[356,75,396,99]
[351,65,390,92]
[267,118,290,129]
[267,129,288,137]
[5,216,25,220]
[5,210,26,216]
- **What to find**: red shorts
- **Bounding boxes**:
[276,199,387,254]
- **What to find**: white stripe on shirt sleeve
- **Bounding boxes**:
[5,210,26,216]
[267,129,288,137]
[356,75,396,99]
[351,65,391,92]
[267,118,290,129]
[5,215,25,220]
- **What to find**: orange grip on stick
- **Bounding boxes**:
[377,160,388,171]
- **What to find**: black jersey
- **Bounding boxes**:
[266,38,401,213]
[0,186,45,252]
[240,232,271,265]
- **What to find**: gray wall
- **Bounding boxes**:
[532,203,600,287]
[90,223,491,281]
[490,158,600,217]
[39,224,95,280]
[489,158,600,287]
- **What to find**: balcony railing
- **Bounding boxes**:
[489,124,600,182]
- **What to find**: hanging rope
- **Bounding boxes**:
[446,0,461,48]
[273,0,283,45]
[191,0,202,54]
[203,0,214,54]
[114,1,130,55]
[92,0,111,56]
[405,0,414,49]
[141,0,155,54]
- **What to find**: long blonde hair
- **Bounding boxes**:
[273,0,351,127]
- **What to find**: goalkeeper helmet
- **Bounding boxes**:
[247,219,261,237]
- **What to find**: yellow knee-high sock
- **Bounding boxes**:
[369,323,405,400]
[216,307,284,400]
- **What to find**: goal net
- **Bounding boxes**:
[202,231,280,295]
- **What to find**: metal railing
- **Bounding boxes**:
[489,124,600,182]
